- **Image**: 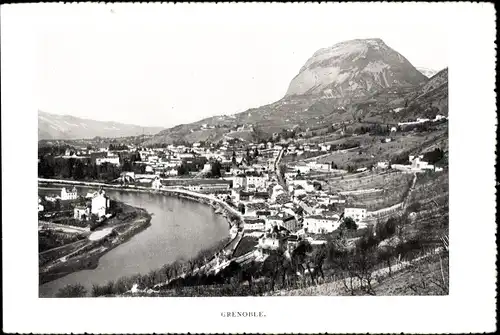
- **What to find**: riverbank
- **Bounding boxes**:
[38,179,242,288]
[38,178,243,228]
[39,201,152,285]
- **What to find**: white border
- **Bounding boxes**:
[2,3,497,334]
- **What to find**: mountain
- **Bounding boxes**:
[285,38,427,98]
[38,111,164,140]
[417,67,439,78]
[412,67,448,114]
[145,38,441,145]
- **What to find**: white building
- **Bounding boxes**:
[291,163,311,174]
[152,178,162,190]
[344,207,367,222]
[96,156,120,166]
[38,197,44,212]
[246,175,267,190]
[409,155,434,171]
[289,179,315,192]
[166,169,178,176]
[377,161,389,169]
[233,175,247,189]
[258,233,280,250]
[74,206,90,220]
[61,187,78,201]
[303,214,341,234]
[91,190,110,218]
[203,163,212,172]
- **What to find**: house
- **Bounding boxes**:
[284,171,298,180]
[202,163,212,172]
[91,189,110,218]
[233,175,247,189]
[74,206,90,221]
[344,207,367,222]
[166,168,178,176]
[258,233,281,250]
[61,187,78,201]
[390,126,397,132]
[246,175,267,190]
[145,165,154,173]
[409,155,434,171]
[377,161,389,169]
[266,215,283,231]
[291,163,311,174]
[243,218,266,232]
[152,177,162,190]
[255,210,271,219]
[303,214,341,234]
[38,197,44,212]
[282,215,300,233]
[96,156,120,166]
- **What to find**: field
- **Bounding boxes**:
[314,128,447,169]
[232,236,259,258]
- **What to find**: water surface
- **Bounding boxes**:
[38,187,229,297]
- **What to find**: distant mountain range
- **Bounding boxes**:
[38,111,164,140]
[144,38,447,145]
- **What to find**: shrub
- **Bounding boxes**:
[56,283,87,298]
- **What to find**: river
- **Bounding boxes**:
[38,187,230,297]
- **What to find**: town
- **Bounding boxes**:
[38,112,449,296]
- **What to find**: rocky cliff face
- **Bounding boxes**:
[285,38,427,98]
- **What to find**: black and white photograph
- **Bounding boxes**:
[2,2,496,334]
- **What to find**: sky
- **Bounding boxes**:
[36,3,448,128]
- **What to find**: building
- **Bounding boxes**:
[203,163,212,172]
[290,163,311,174]
[74,206,90,221]
[303,214,341,234]
[377,161,389,169]
[152,177,162,190]
[91,189,110,218]
[233,175,247,189]
[243,218,266,232]
[344,207,367,222]
[38,197,44,212]
[96,156,120,166]
[258,233,281,250]
[409,155,434,171]
[61,187,78,201]
[282,215,300,233]
[246,175,267,190]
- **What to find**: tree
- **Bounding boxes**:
[246,148,252,164]
[341,217,358,231]
[122,160,132,172]
[56,283,87,297]
[73,160,85,180]
[231,151,237,165]
[177,163,188,176]
[210,161,222,178]
[238,203,245,214]
[253,147,259,158]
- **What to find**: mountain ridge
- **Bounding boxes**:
[38,111,164,140]
[145,38,445,145]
